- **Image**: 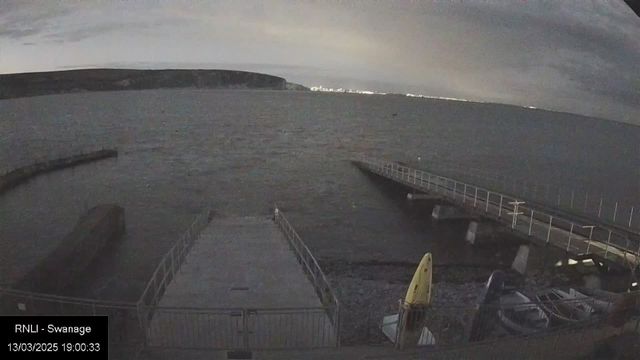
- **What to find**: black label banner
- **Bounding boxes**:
[1,316,108,359]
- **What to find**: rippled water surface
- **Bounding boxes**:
[0,89,638,300]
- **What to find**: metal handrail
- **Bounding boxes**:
[353,154,640,270]
[138,205,212,310]
[273,205,341,328]
[414,157,639,231]
[0,285,136,308]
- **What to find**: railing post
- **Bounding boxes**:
[428,173,431,191]
[528,210,534,236]
[498,195,503,217]
[623,239,631,268]
[136,301,148,348]
[453,181,456,200]
[613,202,618,222]
[547,217,553,244]
[604,230,612,258]
[508,201,524,229]
[558,188,561,205]
[570,191,574,209]
[486,192,490,212]
[545,184,549,201]
[629,207,635,228]
[598,198,603,218]
[584,192,589,212]
[171,248,176,278]
[583,226,595,253]
[420,172,424,187]
[463,184,467,203]
[567,224,574,251]
[474,188,478,208]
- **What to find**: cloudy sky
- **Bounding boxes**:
[1,0,639,124]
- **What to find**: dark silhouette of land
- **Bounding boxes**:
[0,68,309,100]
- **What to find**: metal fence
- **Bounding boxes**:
[2,284,637,355]
[142,306,338,350]
[137,205,212,321]
[274,205,341,336]
[0,286,143,346]
[370,297,640,359]
[354,155,640,272]
[413,157,640,231]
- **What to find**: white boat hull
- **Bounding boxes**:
[536,289,595,324]
[381,314,436,346]
[498,291,550,335]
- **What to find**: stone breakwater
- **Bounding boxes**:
[0,149,118,194]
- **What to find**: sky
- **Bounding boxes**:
[1,0,639,124]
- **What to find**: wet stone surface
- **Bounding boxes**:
[320,258,605,346]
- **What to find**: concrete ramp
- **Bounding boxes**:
[146,216,337,349]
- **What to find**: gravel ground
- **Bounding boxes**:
[320,258,603,346]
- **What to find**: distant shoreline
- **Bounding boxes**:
[0,68,309,100]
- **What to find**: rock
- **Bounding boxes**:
[528,269,540,277]
[584,275,602,290]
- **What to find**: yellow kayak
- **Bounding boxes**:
[404,253,432,306]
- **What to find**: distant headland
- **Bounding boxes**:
[0,68,309,100]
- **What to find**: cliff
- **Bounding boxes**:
[285,82,310,91]
[0,68,308,100]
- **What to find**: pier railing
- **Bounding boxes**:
[273,205,341,333]
[353,154,640,271]
[137,205,212,322]
[412,157,640,232]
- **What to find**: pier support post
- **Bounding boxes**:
[407,193,439,201]
[465,221,500,245]
[431,205,474,220]
[511,244,545,275]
